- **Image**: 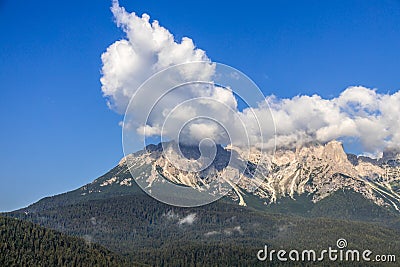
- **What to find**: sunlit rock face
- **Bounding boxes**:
[108,140,400,210]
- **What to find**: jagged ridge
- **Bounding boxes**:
[93,140,400,211]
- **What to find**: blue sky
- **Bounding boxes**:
[0,0,399,211]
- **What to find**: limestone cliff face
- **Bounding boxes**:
[115,141,400,210]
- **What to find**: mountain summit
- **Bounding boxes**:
[6,140,400,266]
[79,140,400,211]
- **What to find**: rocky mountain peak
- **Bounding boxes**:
[322,140,347,162]
[111,140,400,211]
[381,148,400,166]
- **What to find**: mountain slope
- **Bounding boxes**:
[6,194,400,266]
[22,140,400,214]
[0,216,138,266]
[4,141,400,265]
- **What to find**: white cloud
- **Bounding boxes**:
[101,1,213,114]
[204,230,220,237]
[204,226,242,237]
[258,86,400,155]
[102,1,400,156]
[223,225,243,236]
[163,210,179,220]
[178,213,197,225]
[233,225,243,233]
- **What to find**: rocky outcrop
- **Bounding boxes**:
[115,140,400,211]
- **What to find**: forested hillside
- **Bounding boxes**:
[7,194,400,266]
[0,216,137,266]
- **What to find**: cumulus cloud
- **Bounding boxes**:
[101,1,243,147]
[178,213,197,225]
[260,87,400,155]
[101,0,213,113]
[101,1,400,156]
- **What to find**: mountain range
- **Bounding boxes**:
[120,140,400,210]
[3,140,400,266]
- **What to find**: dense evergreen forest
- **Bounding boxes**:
[5,193,400,266]
[0,216,140,266]
[2,162,399,266]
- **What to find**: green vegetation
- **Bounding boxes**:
[3,163,400,266]
[0,216,136,266]
[6,193,400,266]
[262,190,398,223]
